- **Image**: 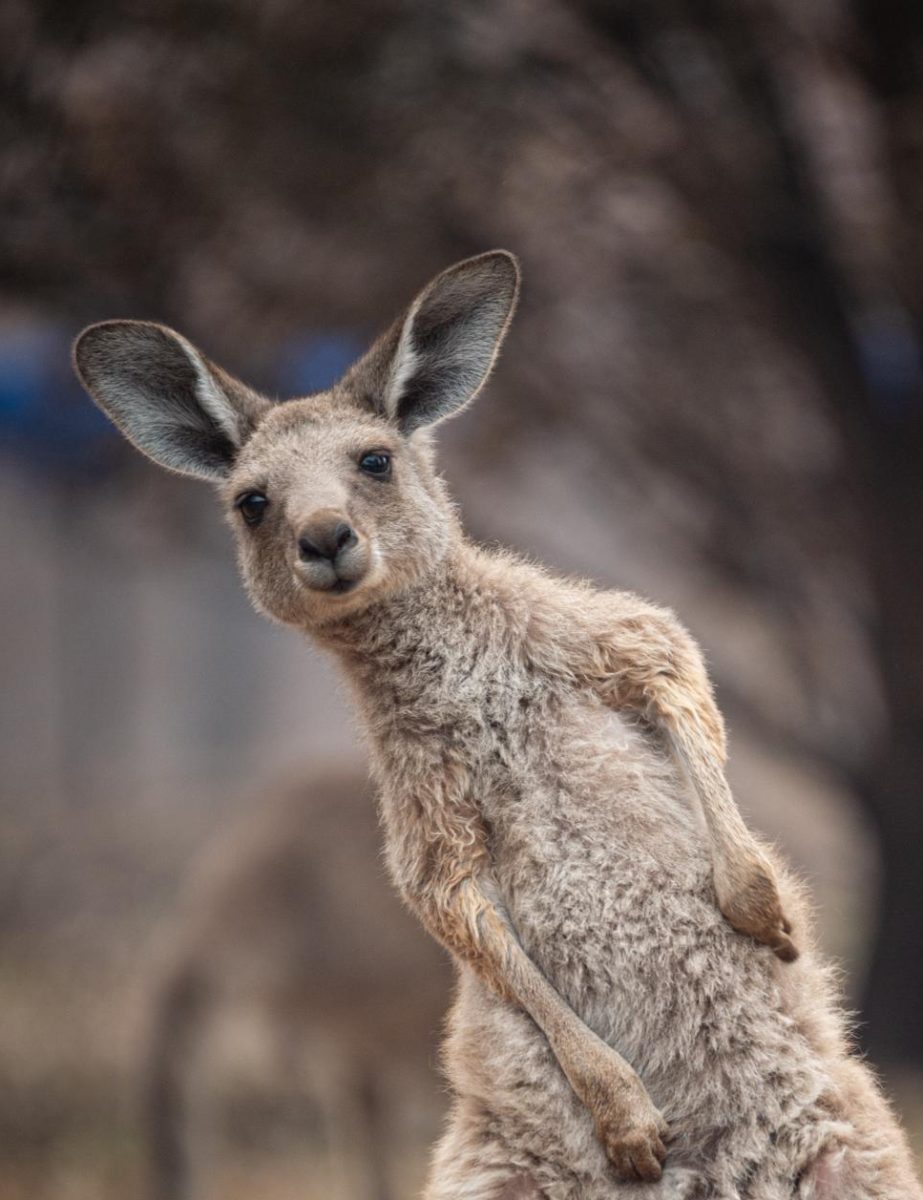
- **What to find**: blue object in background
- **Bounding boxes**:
[275,331,366,396]
[0,322,114,474]
[854,302,923,422]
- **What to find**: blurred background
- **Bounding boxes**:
[3,1,923,1196]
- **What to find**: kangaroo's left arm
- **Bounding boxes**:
[576,591,797,962]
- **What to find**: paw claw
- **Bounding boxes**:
[718,858,800,963]
[598,1119,669,1183]
[772,930,799,962]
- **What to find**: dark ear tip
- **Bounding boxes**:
[73,318,131,362]
[72,320,175,386]
[441,251,521,322]
[443,248,518,285]
[491,250,521,295]
[73,321,104,358]
[467,249,521,289]
[486,248,521,271]
[72,321,120,386]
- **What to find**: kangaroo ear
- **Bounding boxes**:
[348,251,520,435]
[73,321,271,480]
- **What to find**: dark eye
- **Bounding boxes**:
[358,451,392,478]
[236,491,270,526]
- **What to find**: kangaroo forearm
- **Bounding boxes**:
[410,874,650,1113]
[496,922,646,1109]
[667,717,754,870]
[420,875,668,1181]
[589,614,748,874]
[667,713,798,960]
[584,599,726,760]
[477,885,644,1101]
[584,600,797,959]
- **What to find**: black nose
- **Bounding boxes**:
[298,520,357,563]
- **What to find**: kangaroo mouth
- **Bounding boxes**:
[294,553,370,597]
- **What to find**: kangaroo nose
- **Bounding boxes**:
[298,519,357,563]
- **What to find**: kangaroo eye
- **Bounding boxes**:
[358,451,392,479]
[236,491,270,525]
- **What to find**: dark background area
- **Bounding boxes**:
[2,2,923,1196]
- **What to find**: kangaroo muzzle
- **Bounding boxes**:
[294,510,370,594]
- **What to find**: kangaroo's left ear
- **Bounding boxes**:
[347,250,520,434]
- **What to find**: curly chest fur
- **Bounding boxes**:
[356,608,720,1002]
[481,694,726,1022]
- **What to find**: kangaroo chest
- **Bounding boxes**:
[369,645,710,933]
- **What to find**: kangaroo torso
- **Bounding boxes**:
[326,547,845,1197]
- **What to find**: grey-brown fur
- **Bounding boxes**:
[142,768,450,1200]
[75,252,921,1198]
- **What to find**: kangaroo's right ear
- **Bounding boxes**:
[73,321,271,480]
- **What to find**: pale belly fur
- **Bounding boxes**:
[441,699,843,1197]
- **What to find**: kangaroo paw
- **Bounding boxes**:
[717,856,799,962]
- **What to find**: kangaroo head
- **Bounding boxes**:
[74,251,519,626]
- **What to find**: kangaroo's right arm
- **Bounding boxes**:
[569,590,798,963]
[379,768,668,1183]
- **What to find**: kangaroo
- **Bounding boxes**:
[142,768,450,1200]
[75,252,921,1199]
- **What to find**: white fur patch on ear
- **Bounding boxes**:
[383,294,424,419]
[174,330,244,445]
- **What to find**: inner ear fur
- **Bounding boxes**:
[73,320,271,480]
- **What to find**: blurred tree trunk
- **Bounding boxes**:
[857,403,923,1065]
[841,0,923,1064]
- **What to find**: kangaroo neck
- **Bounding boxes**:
[312,543,484,704]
